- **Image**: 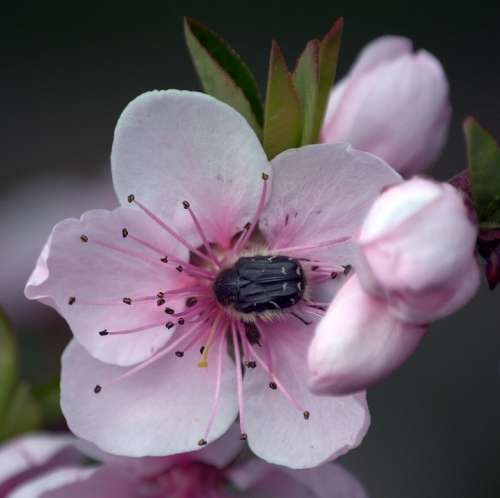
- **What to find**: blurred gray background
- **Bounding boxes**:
[2,1,500,497]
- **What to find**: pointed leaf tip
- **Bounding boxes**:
[263,40,302,159]
[293,39,320,145]
[183,17,263,137]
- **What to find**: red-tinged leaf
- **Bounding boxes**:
[293,39,320,145]
[263,40,303,159]
[184,17,263,137]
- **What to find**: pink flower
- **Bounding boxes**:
[308,178,480,395]
[7,428,368,498]
[320,36,451,177]
[356,177,480,324]
[26,90,399,468]
[0,433,80,497]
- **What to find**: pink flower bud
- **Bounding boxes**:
[308,275,426,395]
[321,36,451,177]
[357,177,480,324]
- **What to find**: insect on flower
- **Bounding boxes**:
[25,90,399,468]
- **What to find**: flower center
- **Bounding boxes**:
[213,255,305,314]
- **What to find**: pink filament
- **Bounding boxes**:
[106,320,171,336]
[231,320,246,437]
[131,198,216,267]
[202,320,225,440]
[185,204,221,268]
[246,338,307,416]
[233,176,269,254]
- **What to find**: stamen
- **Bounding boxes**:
[233,173,269,254]
[98,321,170,337]
[246,340,309,419]
[231,321,247,441]
[201,330,226,443]
[197,315,221,368]
[182,200,221,268]
[80,235,88,243]
[94,321,206,391]
[126,233,215,279]
[269,235,350,255]
[128,196,217,267]
[68,296,76,305]
[87,239,165,270]
[122,228,129,238]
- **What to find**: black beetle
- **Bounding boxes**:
[213,255,305,314]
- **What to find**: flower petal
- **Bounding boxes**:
[111,90,271,249]
[25,208,189,366]
[243,319,370,469]
[349,36,412,75]
[308,276,426,395]
[321,39,450,176]
[61,339,238,457]
[357,178,480,323]
[281,463,369,498]
[7,467,137,498]
[260,143,400,268]
[230,460,368,498]
[0,434,79,497]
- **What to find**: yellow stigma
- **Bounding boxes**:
[197,316,220,368]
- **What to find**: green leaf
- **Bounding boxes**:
[312,18,344,140]
[293,39,320,145]
[263,40,303,159]
[184,17,263,138]
[465,117,500,227]
[34,377,62,426]
[0,309,17,416]
[0,383,42,442]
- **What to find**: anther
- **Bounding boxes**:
[198,438,207,447]
[127,194,135,203]
[200,346,205,354]
[160,257,169,263]
[186,297,198,307]
[98,329,109,336]
[246,361,257,369]
[175,351,184,358]
[157,298,166,306]
[303,410,310,420]
[122,228,129,238]
[343,264,352,275]
[68,296,76,305]
[164,307,175,315]
[122,297,132,305]
[269,381,278,390]
[182,200,190,209]
[178,318,185,325]
[244,221,251,230]
[331,272,338,279]
[157,292,165,298]
[176,265,183,272]
[94,385,102,394]
[240,433,248,441]
[80,235,88,243]
[165,321,174,329]
[311,265,319,271]
[262,172,269,181]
